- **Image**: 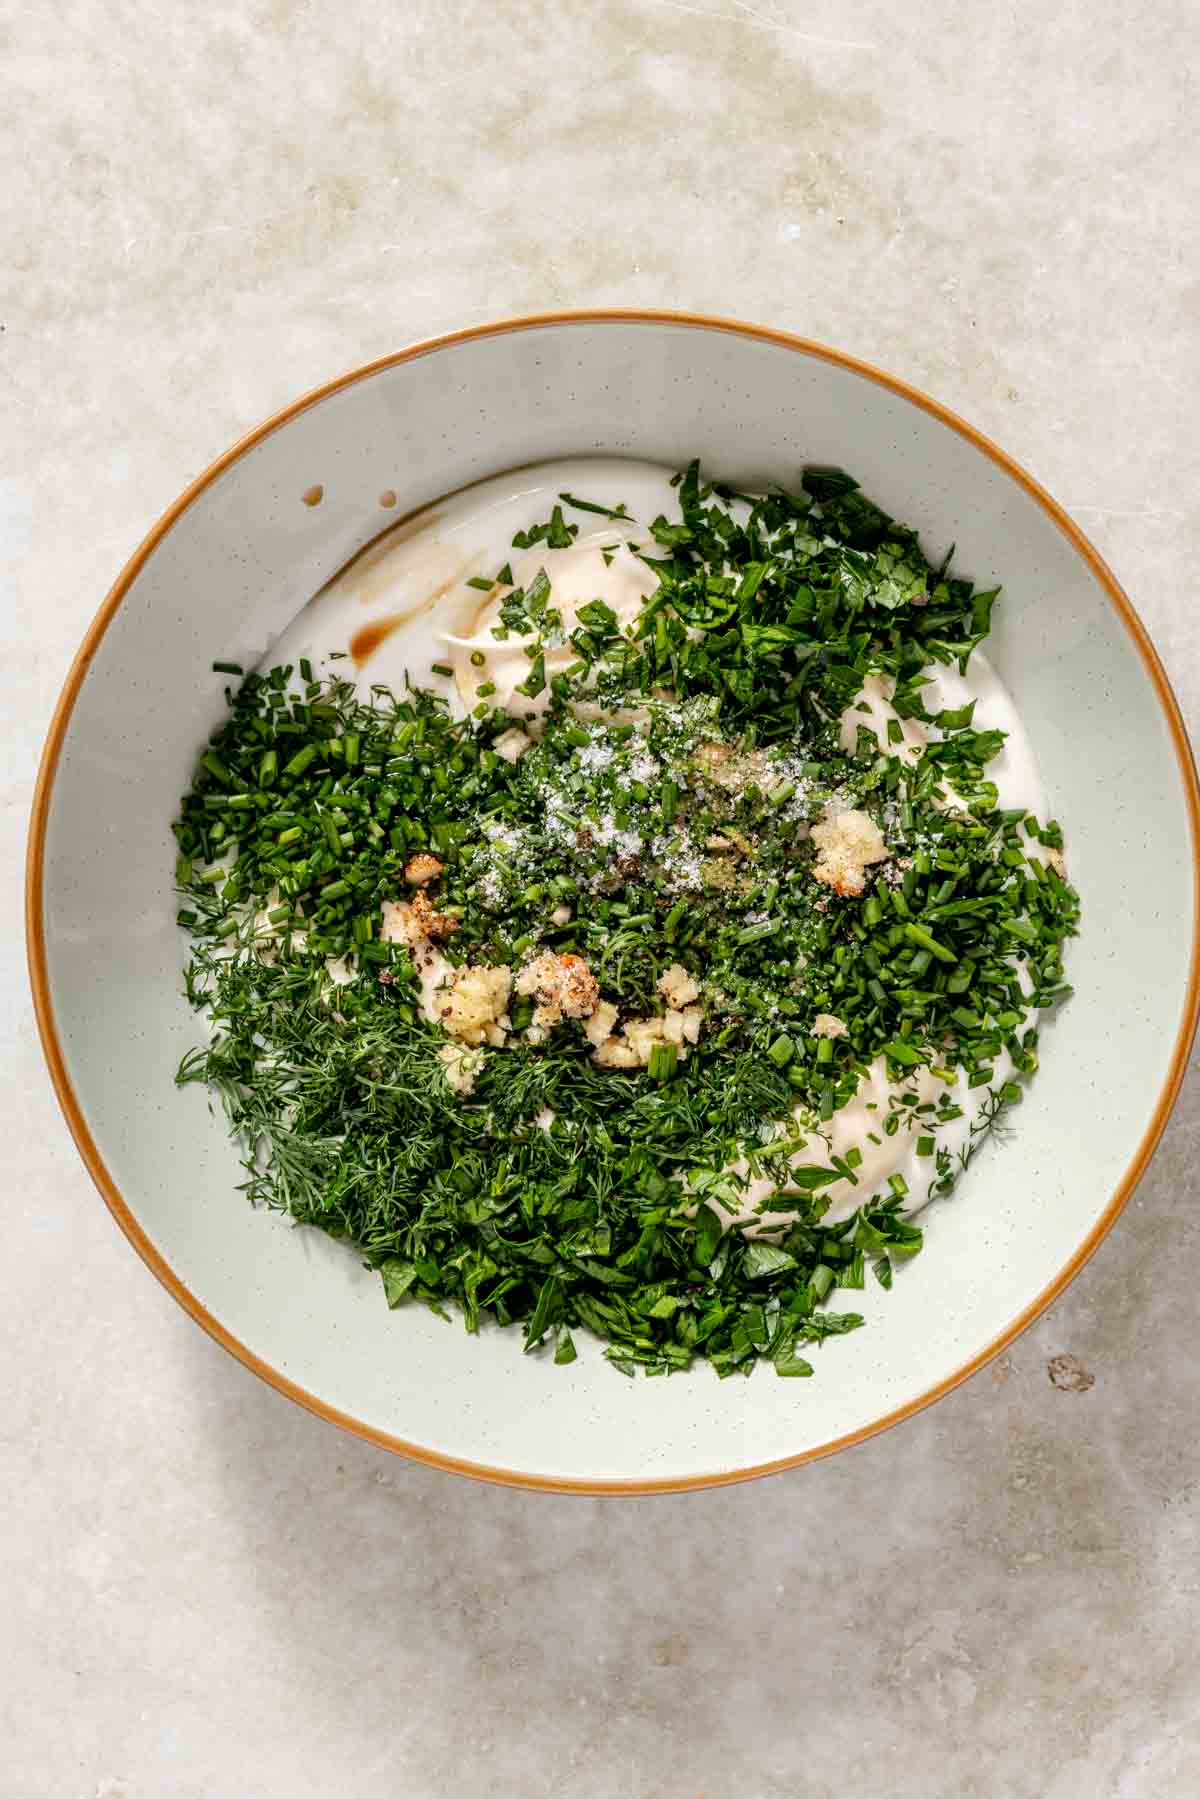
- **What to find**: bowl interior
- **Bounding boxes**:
[33,317,1198,1488]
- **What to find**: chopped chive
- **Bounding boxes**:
[283,744,318,778]
[736,920,777,945]
[201,752,233,786]
[662,901,687,941]
[903,921,957,964]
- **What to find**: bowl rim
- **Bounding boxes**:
[25,307,1200,1495]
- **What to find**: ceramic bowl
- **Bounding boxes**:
[27,311,1200,1492]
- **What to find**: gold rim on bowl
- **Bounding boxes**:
[25,309,1200,1494]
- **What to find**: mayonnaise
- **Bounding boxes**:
[444,531,658,727]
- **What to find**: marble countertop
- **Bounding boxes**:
[5,3,1199,1794]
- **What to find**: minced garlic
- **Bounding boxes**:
[657,962,701,1009]
[403,853,443,886]
[516,952,600,1032]
[810,808,889,897]
[439,964,513,1046]
[592,1005,703,1068]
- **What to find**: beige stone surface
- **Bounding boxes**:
[4,2,1199,1794]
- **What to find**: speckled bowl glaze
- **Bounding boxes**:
[27,312,1200,1492]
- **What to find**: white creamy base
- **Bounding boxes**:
[275,459,685,710]
[269,458,1051,1232]
[445,531,659,727]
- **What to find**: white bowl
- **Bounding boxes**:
[27,311,1200,1492]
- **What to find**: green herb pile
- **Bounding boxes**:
[174,465,1078,1377]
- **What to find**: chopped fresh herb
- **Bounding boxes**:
[559,492,632,521]
[172,461,1078,1379]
